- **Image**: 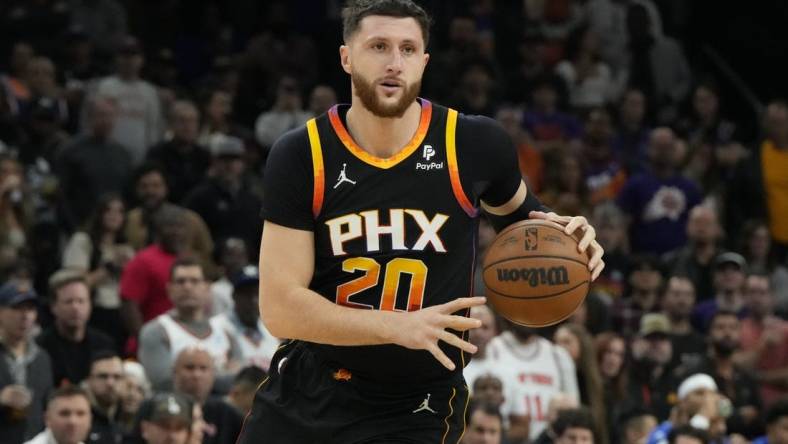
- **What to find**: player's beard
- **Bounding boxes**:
[352,71,421,118]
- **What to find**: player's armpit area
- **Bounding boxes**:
[482,180,551,232]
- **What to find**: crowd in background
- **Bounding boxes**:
[1,1,788,444]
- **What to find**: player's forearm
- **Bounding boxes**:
[260,286,401,346]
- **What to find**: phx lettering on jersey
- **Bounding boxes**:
[496,267,570,286]
[325,209,449,256]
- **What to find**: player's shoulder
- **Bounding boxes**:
[453,109,507,138]
[266,121,315,169]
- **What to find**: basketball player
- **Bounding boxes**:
[238,1,605,442]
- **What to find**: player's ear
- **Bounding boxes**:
[423,51,430,66]
[340,45,352,74]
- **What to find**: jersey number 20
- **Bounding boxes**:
[336,257,427,312]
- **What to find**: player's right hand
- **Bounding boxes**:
[388,296,487,371]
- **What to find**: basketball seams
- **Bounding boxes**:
[483,254,589,268]
[485,280,589,300]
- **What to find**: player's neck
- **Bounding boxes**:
[345,100,422,158]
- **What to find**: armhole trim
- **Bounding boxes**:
[445,109,478,218]
[307,118,325,218]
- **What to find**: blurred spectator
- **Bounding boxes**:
[146,101,211,204]
[617,127,702,255]
[0,282,53,442]
[68,0,128,57]
[663,205,722,302]
[506,30,549,105]
[0,153,33,255]
[19,96,70,166]
[84,351,124,444]
[495,105,543,192]
[661,276,706,373]
[197,89,253,152]
[119,361,150,435]
[588,203,628,303]
[450,59,498,117]
[735,274,788,407]
[427,15,483,102]
[753,399,788,444]
[612,88,650,175]
[1,42,35,118]
[138,393,194,444]
[692,252,747,331]
[623,3,691,125]
[739,220,788,315]
[184,135,263,257]
[89,35,163,165]
[532,394,582,444]
[208,238,250,317]
[682,310,763,438]
[125,163,215,275]
[171,348,243,444]
[24,57,67,124]
[119,206,187,348]
[625,314,678,421]
[61,194,133,350]
[612,255,663,337]
[211,266,278,371]
[553,323,607,444]
[461,402,504,444]
[253,76,310,150]
[36,269,115,387]
[57,95,132,230]
[555,24,614,110]
[471,374,507,416]
[618,409,658,444]
[307,85,337,117]
[595,332,629,431]
[486,321,579,442]
[463,304,499,390]
[24,386,92,444]
[226,366,266,417]
[583,0,628,74]
[666,426,710,444]
[552,407,596,444]
[60,28,103,130]
[646,374,727,444]
[582,107,627,205]
[138,259,241,391]
[540,148,590,217]
[523,75,582,145]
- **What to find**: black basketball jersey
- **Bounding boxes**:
[261,98,522,382]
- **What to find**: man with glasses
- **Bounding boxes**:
[138,259,242,390]
[84,351,124,444]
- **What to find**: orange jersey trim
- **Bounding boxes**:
[445,109,478,218]
[307,118,325,218]
[327,99,432,169]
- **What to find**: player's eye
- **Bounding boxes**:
[372,42,387,51]
[402,45,415,55]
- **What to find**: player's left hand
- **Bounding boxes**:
[529,211,605,281]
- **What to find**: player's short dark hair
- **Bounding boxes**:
[341,0,431,46]
[668,425,710,444]
[169,257,204,281]
[233,365,268,389]
[765,398,788,426]
[553,407,595,437]
[47,385,90,407]
[464,401,503,428]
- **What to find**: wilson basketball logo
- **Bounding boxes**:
[524,228,538,251]
[495,266,570,287]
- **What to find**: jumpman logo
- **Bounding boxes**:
[333,163,357,189]
[412,394,437,414]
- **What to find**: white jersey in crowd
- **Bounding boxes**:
[485,331,580,440]
[211,312,280,371]
[158,313,232,368]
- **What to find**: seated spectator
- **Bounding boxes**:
[61,194,134,350]
[307,85,337,117]
[0,282,53,442]
[197,89,255,153]
[612,88,651,175]
[461,402,504,444]
[555,24,614,111]
[463,304,498,390]
[692,253,747,331]
[84,351,124,444]
[449,59,499,117]
[735,273,788,407]
[752,399,788,444]
[739,220,788,316]
[618,409,658,444]
[25,57,68,125]
[595,332,630,431]
[37,269,115,387]
[540,148,591,217]
[582,107,627,205]
[472,374,506,416]
[211,266,278,371]
[24,386,92,444]
[139,393,195,444]
[119,361,150,435]
[588,202,629,304]
[495,105,543,192]
[226,366,267,416]
[19,96,70,167]
[523,75,582,146]
[0,153,34,256]
[125,163,215,274]
[254,76,310,150]
[138,259,241,390]
[208,238,251,317]
[146,101,212,204]
[661,276,706,373]
[667,425,710,444]
[532,394,581,444]
[663,205,723,302]
[612,255,663,337]
[552,408,596,444]
[617,127,702,255]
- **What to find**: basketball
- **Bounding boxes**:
[482,219,590,327]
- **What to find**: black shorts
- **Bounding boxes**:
[236,341,470,444]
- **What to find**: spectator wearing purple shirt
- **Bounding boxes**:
[523,74,582,146]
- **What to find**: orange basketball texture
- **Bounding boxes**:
[482,219,590,327]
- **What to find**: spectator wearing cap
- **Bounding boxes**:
[663,205,724,303]
[752,398,788,444]
[124,163,214,273]
[253,76,311,150]
[646,374,728,444]
[735,274,788,407]
[146,101,212,204]
[211,266,279,371]
[36,269,115,387]
[138,258,242,391]
[612,255,663,337]
[184,134,263,257]
[24,386,92,444]
[692,252,748,331]
[208,238,251,317]
[83,351,124,444]
[661,276,706,373]
[138,393,194,444]
[0,282,53,442]
[56,95,133,230]
[624,313,679,421]
[88,35,163,165]
[681,310,763,438]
